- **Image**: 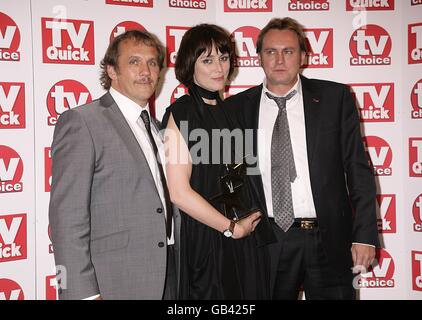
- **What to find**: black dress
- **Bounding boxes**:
[162,84,272,299]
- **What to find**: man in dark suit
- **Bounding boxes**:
[226,17,379,299]
[49,30,179,300]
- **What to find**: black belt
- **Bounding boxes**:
[270,217,318,229]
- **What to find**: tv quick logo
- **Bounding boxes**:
[110,21,146,43]
[412,251,422,291]
[0,214,27,263]
[413,194,422,232]
[0,146,23,193]
[41,18,95,64]
[106,0,153,7]
[304,28,333,68]
[45,148,52,193]
[169,0,207,9]
[0,82,25,129]
[45,275,57,300]
[357,249,395,288]
[288,0,330,11]
[232,26,260,68]
[363,136,392,176]
[346,0,394,10]
[0,12,21,61]
[224,85,254,99]
[224,0,272,12]
[409,138,422,177]
[350,25,392,66]
[409,23,422,65]
[376,194,396,233]
[411,79,422,119]
[166,26,189,68]
[170,84,188,104]
[350,83,394,122]
[46,80,92,126]
[0,279,24,300]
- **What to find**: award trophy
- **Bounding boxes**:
[210,162,258,221]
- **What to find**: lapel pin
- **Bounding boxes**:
[312,98,320,103]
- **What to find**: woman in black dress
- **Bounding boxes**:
[162,24,274,299]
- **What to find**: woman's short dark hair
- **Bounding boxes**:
[175,24,235,88]
[100,29,165,90]
[256,17,307,54]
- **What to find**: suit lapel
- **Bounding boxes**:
[301,75,321,165]
[245,85,268,215]
[101,93,160,192]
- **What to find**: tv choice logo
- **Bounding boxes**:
[46,80,92,126]
[224,85,254,99]
[0,82,25,129]
[408,23,422,65]
[412,0,422,5]
[350,83,394,122]
[231,26,260,68]
[110,21,146,43]
[409,138,422,177]
[411,79,422,119]
[0,279,24,300]
[303,28,333,68]
[355,248,395,288]
[349,25,392,66]
[46,275,58,300]
[376,194,396,233]
[166,26,190,68]
[169,0,207,9]
[413,194,422,232]
[105,0,153,7]
[0,145,23,193]
[0,214,27,263]
[0,12,21,62]
[288,0,330,11]
[224,0,272,12]
[412,251,422,291]
[41,18,95,65]
[170,83,188,104]
[363,136,392,176]
[346,0,394,10]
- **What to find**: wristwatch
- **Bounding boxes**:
[223,220,236,238]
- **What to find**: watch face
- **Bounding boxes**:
[223,230,232,237]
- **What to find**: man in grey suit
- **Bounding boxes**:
[49,30,179,300]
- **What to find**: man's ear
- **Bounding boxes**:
[258,53,262,67]
[107,65,117,80]
[300,50,306,66]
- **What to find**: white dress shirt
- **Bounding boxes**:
[258,76,317,219]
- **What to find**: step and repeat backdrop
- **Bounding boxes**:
[0,0,421,300]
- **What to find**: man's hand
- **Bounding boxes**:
[351,244,376,273]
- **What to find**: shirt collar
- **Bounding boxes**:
[262,74,302,102]
[109,86,150,124]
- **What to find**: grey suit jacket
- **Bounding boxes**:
[49,92,180,300]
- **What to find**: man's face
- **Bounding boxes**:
[259,29,306,95]
[107,39,160,107]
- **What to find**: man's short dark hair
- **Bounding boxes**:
[100,29,165,90]
[175,24,235,88]
[256,17,307,54]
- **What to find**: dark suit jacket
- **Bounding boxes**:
[225,75,380,273]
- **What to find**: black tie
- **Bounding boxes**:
[140,110,173,238]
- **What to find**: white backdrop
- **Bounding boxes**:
[0,0,421,300]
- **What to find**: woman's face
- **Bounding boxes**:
[193,46,230,92]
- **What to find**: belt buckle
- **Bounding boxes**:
[300,220,314,230]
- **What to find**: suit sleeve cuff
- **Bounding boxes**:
[83,294,100,300]
[352,242,375,248]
